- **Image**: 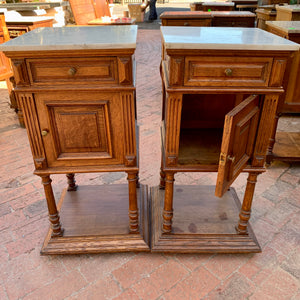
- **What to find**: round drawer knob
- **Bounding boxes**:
[225,68,233,76]
[41,129,49,136]
[183,22,190,26]
[68,67,77,76]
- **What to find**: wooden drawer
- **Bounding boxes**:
[183,56,273,87]
[212,17,255,27]
[27,57,119,85]
[162,18,212,27]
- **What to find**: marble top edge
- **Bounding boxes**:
[160,27,300,51]
[0,26,138,52]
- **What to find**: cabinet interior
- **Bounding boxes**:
[178,94,237,166]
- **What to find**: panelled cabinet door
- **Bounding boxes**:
[35,91,125,168]
[215,95,260,197]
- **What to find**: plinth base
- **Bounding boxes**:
[151,185,261,253]
[41,184,150,254]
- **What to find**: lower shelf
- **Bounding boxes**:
[151,185,261,253]
[41,184,150,254]
[272,131,300,162]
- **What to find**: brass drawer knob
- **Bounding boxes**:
[225,68,233,76]
[41,129,49,136]
[183,22,190,26]
[68,67,77,76]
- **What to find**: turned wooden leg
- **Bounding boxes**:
[66,173,78,191]
[41,175,63,237]
[127,171,139,233]
[236,172,260,234]
[162,172,175,233]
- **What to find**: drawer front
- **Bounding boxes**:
[184,56,273,87]
[212,18,255,27]
[162,18,212,27]
[27,57,118,85]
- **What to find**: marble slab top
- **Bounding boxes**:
[211,11,255,16]
[5,16,54,24]
[266,21,300,33]
[0,26,138,52]
[161,27,299,50]
[276,4,300,12]
[202,2,235,6]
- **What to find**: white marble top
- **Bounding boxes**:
[276,4,300,12]
[266,21,300,33]
[161,27,300,50]
[202,1,234,6]
[0,26,138,52]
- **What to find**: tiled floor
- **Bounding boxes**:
[0,5,300,300]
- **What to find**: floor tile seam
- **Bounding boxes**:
[13,264,77,300]
[1,182,45,205]
[0,282,9,300]
[120,254,184,295]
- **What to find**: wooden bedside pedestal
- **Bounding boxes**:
[0,26,150,254]
[160,11,212,27]
[152,27,299,253]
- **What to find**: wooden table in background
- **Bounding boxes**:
[266,20,300,163]
[211,11,256,27]
[276,4,300,21]
[256,7,277,30]
[5,16,54,39]
[160,11,212,26]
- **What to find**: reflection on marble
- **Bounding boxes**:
[0,26,138,51]
[266,21,300,33]
[161,27,300,50]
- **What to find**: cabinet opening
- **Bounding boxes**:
[178,94,238,166]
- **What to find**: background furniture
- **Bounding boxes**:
[202,2,234,11]
[265,20,300,162]
[211,11,255,27]
[256,7,277,30]
[1,26,150,254]
[276,4,300,21]
[160,11,255,27]
[160,11,212,26]
[68,0,111,25]
[153,26,299,253]
[5,16,53,38]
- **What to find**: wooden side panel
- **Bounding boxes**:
[215,95,260,197]
[122,92,137,166]
[252,94,279,167]
[169,57,184,86]
[269,58,287,87]
[165,94,183,166]
[17,93,47,169]
[118,57,133,85]
[11,59,30,86]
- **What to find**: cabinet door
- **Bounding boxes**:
[215,95,260,197]
[35,91,126,168]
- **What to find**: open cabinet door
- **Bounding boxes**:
[215,95,260,197]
